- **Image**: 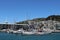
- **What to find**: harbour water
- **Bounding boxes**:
[0,32,60,40]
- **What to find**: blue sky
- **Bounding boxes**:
[0,0,60,23]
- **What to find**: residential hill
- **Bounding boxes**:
[46,15,60,21]
[16,15,60,24]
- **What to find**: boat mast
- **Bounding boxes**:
[4,17,9,29]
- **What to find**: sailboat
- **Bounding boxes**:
[22,31,35,35]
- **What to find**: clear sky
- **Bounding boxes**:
[0,0,60,23]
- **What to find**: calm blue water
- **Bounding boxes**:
[0,32,60,40]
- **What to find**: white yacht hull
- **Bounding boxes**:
[22,31,35,35]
